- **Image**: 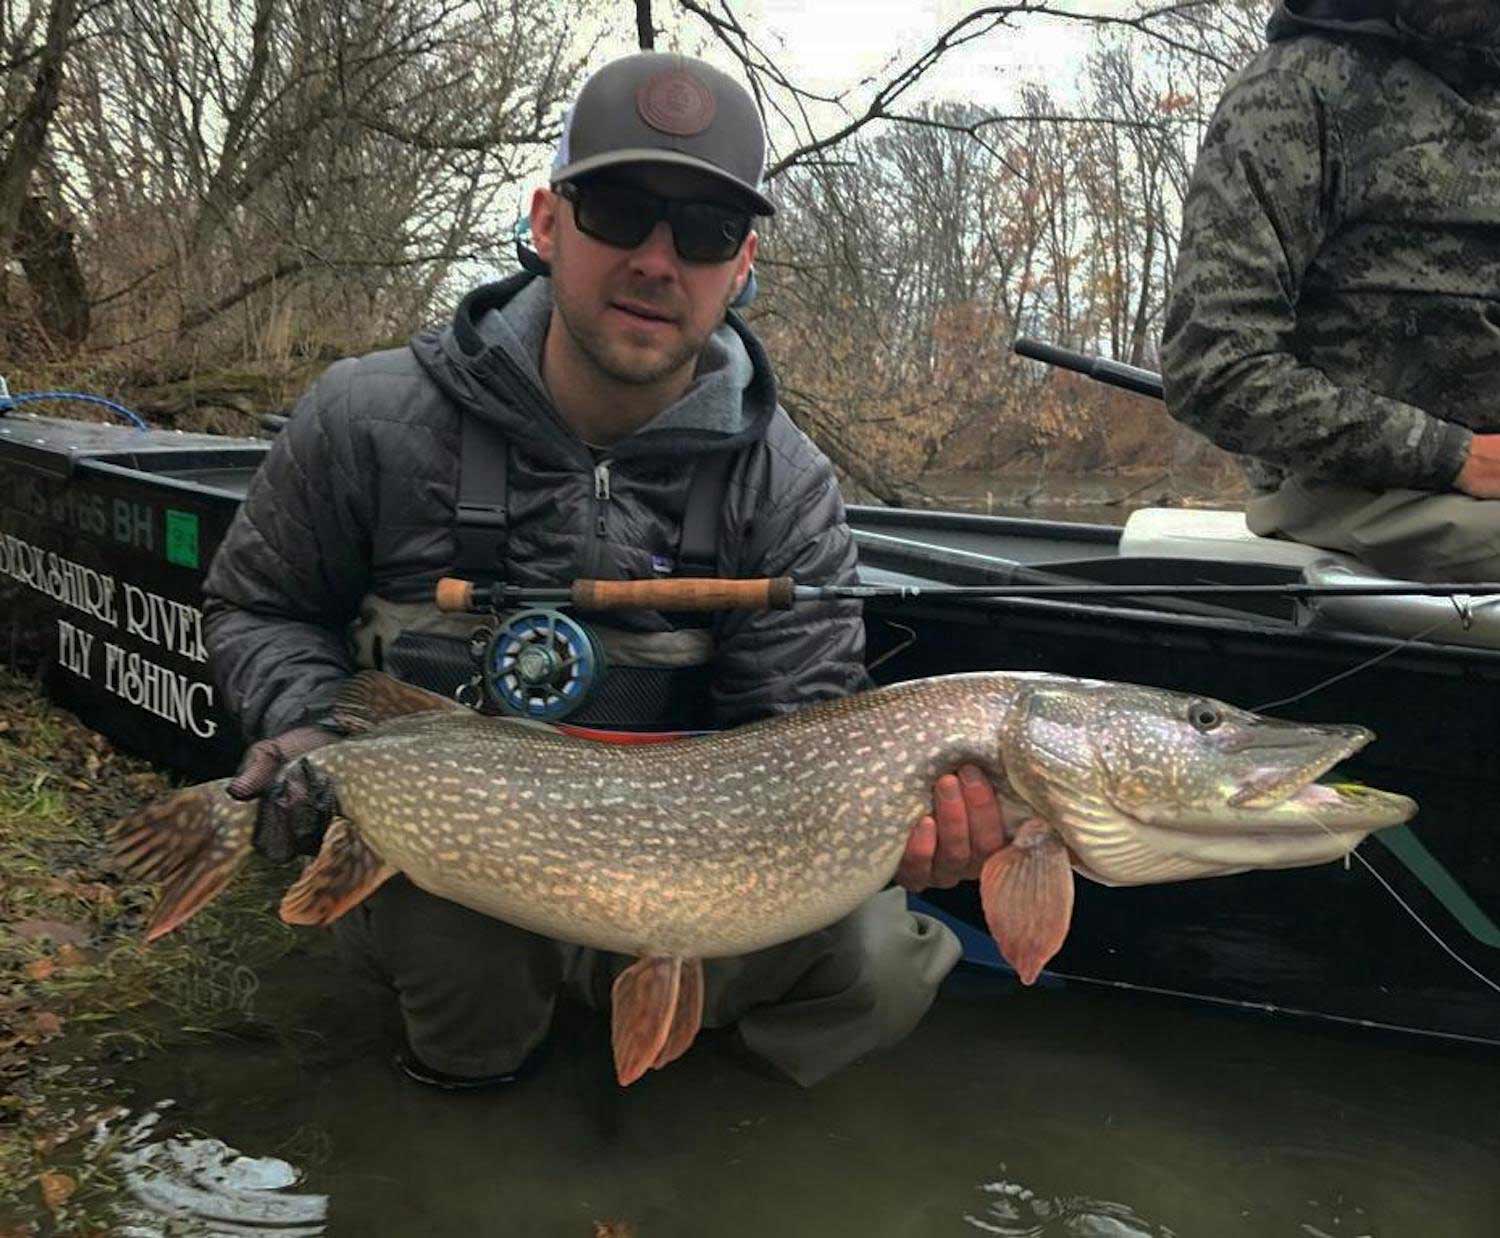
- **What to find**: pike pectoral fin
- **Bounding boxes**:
[278,818,397,926]
[110,779,256,941]
[612,956,703,1086]
[979,821,1075,986]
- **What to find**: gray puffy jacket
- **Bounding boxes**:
[202,273,867,740]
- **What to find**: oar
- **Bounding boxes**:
[436,576,1500,614]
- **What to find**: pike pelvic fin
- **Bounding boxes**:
[109,779,256,941]
[331,670,465,734]
[979,821,1075,985]
[611,956,705,1086]
[279,818,397,926]
[653,957,705,1071]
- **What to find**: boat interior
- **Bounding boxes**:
[6,411,1498,652]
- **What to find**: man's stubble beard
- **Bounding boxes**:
[549,265,708,390]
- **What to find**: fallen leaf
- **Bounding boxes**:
[46,879,115,907]
[23,959,55,982]
[38,1169,76,1212]
[593,1223,638,1238]
[23,1010,63,1041]
[55,943,87,967]
[11,919,89,947]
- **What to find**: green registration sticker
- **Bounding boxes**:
[165,509,200,568]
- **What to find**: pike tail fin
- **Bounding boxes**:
[110,779,256,941]
[279,817,397,926]
[611,956,705,1086]
[979,821,1075,985]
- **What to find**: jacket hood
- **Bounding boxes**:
[1266,0,1399,43]
[409,272,779,467]
[1267,0,1500,50]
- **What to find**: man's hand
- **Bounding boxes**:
[1454,433,1500,498]
[896,764,1008,892]
[227,724,341,862]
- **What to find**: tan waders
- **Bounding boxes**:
[334,877,961,1087]
[1248,477,1500,581]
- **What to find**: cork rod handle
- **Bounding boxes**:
[572,577,796,612]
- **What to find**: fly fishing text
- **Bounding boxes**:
[1,527,217,737]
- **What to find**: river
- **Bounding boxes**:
[909,471,1250,527]
[103,925,1498,1236]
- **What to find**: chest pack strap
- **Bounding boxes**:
[454,412,510,580]
[676,448,735,578]
[455,413,736,583]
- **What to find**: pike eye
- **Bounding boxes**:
[1187,700,1222,732]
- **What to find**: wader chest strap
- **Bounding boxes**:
[454,413,509,580]
[677,449,735,577]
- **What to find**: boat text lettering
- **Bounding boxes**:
[103,642,217,738]
[58,618,95,680]
[122,583,208,663]
[0,531,119,625]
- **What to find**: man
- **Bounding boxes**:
[202,51,1007,1090]
[1161,0,1500,581]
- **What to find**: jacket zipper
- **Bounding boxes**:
[592,460,612,572]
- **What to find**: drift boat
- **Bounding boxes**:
[2,376,1495,1048]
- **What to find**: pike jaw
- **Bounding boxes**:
[1003,682,1418,886]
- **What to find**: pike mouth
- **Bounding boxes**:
[1226,727,1372,810]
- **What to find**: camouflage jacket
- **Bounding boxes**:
[1161,0,1500,493]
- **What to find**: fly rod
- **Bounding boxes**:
[436,576,1500,614]
[1013,337,1165,402]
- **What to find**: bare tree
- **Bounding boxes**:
[40,0,587,367]
[0,0,95,346]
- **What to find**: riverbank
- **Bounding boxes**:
[0,668,295,1234]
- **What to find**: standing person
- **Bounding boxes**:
[1162,0,1500,581]
[202,51,1008,1089]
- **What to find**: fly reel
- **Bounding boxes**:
[476,608,606,721]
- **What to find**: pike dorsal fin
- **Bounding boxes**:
[331,670,465,734]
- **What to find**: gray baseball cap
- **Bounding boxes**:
[550,52,775,216]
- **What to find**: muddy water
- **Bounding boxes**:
[110,937,1499,1237]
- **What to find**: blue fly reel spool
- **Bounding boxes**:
[482,608,606,720]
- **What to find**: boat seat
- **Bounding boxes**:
[1118,507,1358,570]
[1121,507,1500,649]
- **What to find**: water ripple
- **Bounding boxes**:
[963,1172,1176,1237]
[100,1105,328,1236]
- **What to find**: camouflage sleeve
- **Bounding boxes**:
[1161,67,1471,492]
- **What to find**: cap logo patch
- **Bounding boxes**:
[636,70,717,137]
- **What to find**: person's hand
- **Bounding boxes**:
[896,764,1008,892]
[227,724,341,861]
[1454,433,1500,498]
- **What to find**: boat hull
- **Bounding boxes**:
[2,413,1495,1045]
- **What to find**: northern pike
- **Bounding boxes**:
[111,670,1415,1085]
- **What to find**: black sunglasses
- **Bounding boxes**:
[557,178,753,264]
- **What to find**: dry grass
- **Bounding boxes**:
[0,668,295,1233]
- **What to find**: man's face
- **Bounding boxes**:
[1395,0,1500,41]
[530,165,758,390]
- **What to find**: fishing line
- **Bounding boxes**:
[1249,595,1500,714]
[1330,829,1500,998]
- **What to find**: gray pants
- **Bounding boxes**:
[1248,477,1500,582]
[333,876,961,1087]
